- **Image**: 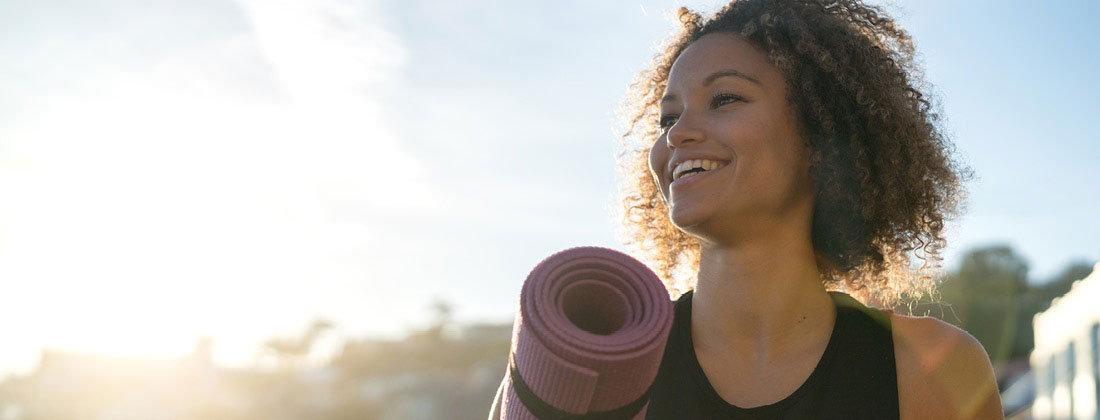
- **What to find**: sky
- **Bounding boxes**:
[0,0,1097,377]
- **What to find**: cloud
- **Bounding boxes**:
[235,0,436,215]
[0,0,437,374]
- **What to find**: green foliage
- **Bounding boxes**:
[936,246,1029,365]
[1034,261,1096,306]
[914,245,1096,367]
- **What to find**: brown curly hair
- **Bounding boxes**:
[613,0,971,307]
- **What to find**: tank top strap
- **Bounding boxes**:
[821,290,900,418]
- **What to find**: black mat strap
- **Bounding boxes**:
[507,352,653,420]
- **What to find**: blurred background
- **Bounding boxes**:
[0,0,1097,419]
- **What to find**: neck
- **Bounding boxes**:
[690,227,835,367]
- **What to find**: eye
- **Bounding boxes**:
[711,93,745,108]
[658,114,678,129]
[658,93,742,129]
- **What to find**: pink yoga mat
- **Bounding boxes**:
[500,246,673,420]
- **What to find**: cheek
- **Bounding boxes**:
[754,126,812,191]
[721,121,792,190]
[648,142,664,181]
[647,142,670,200]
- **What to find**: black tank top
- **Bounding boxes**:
[644,290,899,419]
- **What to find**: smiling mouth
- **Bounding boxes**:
[670,163,728,190]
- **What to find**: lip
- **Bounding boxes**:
[667,156,731,182]
[670,163,730,191]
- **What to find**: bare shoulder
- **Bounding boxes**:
[888,311,1004,420]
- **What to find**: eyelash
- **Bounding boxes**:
[658,93,745,129]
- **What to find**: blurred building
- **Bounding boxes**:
[1003,369,1036,420]
[1032,263,1100,420]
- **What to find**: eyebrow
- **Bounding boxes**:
[660,68,761,104]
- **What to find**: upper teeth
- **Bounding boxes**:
[673,159,727,181]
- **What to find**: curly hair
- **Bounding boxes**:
[613,0,971,307]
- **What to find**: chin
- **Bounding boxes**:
[669,204,749,246]
[668,206,714,234]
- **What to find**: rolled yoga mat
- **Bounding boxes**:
[500,246,674,420]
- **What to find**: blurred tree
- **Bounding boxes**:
[920,246,1097,368]
[431,298,454,327]
[426,297,454,341]
[262,318,335,370]
[935,245,1029,365]
[1033,260,1096,306]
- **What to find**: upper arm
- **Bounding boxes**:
[892,314,1004,420]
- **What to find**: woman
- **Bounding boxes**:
[491,0,1002,418]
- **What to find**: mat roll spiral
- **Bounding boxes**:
[500,247,674,420]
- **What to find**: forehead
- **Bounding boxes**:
[666,32,779,90]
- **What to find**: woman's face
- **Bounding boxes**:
[648,32,814,244]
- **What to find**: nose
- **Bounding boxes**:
[664,112,704,149]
